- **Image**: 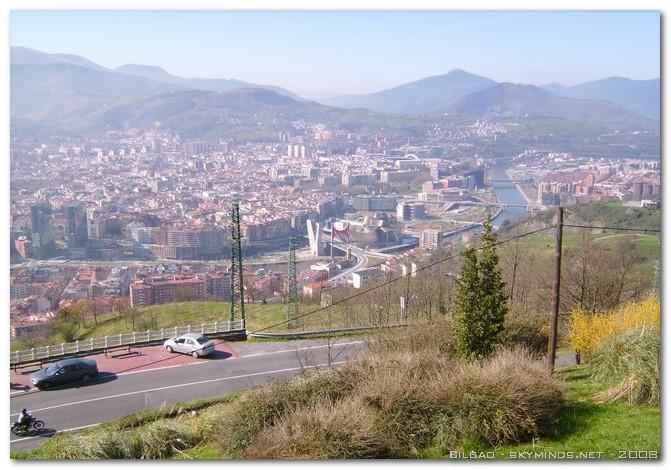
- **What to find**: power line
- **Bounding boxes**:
[249,225,554,334]
[563,224,660,233]
[248,220,660,334]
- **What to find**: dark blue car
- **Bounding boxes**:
[30,357,98,390]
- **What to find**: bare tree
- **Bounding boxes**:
[243,276,261,304]
[500,231,529,304]
[294,305,349,372]
[114,298,141,331]
[562,233,650,313]
[78,298,102,326]
[174,286,197,303]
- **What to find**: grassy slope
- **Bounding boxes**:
[486,365,660,459]
[12,359,660,460]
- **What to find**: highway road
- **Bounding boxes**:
[329,242,394,283]
[9,338,368,454]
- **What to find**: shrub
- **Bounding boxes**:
[213,365,365,458]
[244,398,389,459]
[430,349,565,448]
[354,351,453,455]
[569,296,660,361]
[591,325,660,407]
[42,419,201,459]
[500,309,549,357]
[214,335,566,458]
[366,317,458,359]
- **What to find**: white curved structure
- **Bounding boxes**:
[307,219,324,256]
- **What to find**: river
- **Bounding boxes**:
[441,160,531,243]
[255,159,532,267]
[489,160,532,226]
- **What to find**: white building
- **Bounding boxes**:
[351,268,380,289]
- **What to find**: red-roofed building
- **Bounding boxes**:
[302,279,335,299]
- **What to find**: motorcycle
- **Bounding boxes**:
[11,415,45,436]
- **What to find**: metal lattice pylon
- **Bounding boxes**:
[229,202,245,325]
[286,235,298,328]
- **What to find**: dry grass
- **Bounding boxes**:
[244,398,388,459]
[430,349,565,448]
[46,418,202,459]
[212,336,565,458]
[33,317,568,459]
[591,325,660,406]
[213,364,365,458]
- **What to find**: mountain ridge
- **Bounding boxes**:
[9,46,660,139]
[12,47,302,101]
[540,77,660,121]
[441,82,652,128]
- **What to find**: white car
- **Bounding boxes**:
[164,333,215,358]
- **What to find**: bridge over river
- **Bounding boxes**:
[443,200,540,212]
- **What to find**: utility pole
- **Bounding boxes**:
[229,202,245,326]
[547,206,564,371]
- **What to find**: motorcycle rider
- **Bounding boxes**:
[18,408,33,426]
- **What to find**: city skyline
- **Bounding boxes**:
[6,4,662,98]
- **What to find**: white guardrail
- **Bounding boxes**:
[10,320,245,366]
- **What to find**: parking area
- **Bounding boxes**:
[10,341,238,393]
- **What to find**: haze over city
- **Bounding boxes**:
[6,4,662,98]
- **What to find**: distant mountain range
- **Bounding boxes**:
[322,69,659,122]
[321,70,497,114]
[10,46,660,138]
[541,77,660,121]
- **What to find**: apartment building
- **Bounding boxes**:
[130,275,207,307]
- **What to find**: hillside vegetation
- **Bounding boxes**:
[12,297,660,459]
[11,202,660,355]
[506,202,661,233]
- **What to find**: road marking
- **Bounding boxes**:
[14,359,350,415]
[239,339,364,357]
[9,340,366,395]
[10,360,349,443]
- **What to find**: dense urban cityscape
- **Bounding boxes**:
[9,120,660,340]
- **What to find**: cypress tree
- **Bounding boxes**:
[455,211,508,360]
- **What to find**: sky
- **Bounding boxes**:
[5,3,662,99]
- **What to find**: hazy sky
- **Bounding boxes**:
[7,5,661,98]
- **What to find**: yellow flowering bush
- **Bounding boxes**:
[569,296,660,361]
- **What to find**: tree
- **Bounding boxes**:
[113,297,129,316]
[124,307,141,331]
[562,234,649,313]
[113,298,141,331]
[500,229,529,304]
[78,298,101,326]
[174,286,198,303]
[243,276,261,304]
[48,306,82,343]
[454,211,508,360]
